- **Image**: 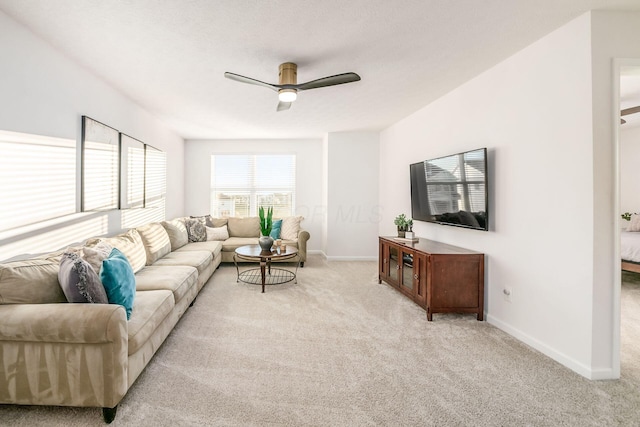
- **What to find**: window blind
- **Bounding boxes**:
[210,154,296,218]
[145,146,167,218]
[82,117,119,211]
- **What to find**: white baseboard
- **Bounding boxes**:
[323,255,377,262]
[486,314,617,380]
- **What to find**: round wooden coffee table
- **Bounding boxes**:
[234,245,299,293]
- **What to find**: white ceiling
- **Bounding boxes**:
[1,0,640,139]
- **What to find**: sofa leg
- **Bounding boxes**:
[300,262,304,268]
[103,406,118,424]
[189,297,197,307]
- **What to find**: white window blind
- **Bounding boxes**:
[0,130,76,232]
[82,117,119,211]
[145,145,167,217]
[120,134,145,209]
[210,154,296,218]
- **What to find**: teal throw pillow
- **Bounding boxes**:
[270,219,282,239]
[100,248,136,320]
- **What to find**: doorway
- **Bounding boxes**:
[617,60,640,381]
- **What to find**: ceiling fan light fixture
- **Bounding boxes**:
[278,89,297,103]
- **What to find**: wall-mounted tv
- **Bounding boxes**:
[410,148,488,231]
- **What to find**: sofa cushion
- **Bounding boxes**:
[134,265,197,305]
[0,259,65,304]
[58,252,108,304]
[206,225,229,241]
[208,217,228,228]
[161,219,189,251]
[137,222,172,265]
[227,217,260,238]
[176,241,223,258]
[185,218,207,242]
[127,289,174,356]
[153,250,212,277]
[100,248,136,320]
[221,237,260,252]
[281,216,304,240]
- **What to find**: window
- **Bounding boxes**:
[120,134,145,209]
[81,117,119,211]
[144,145,167,216]
[0,130,76,232]
[210,154,296,218]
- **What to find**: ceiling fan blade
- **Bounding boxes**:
[621,105,640,116]
[296,72,361,91]
[277,101,292,112]
[224,72,278,91]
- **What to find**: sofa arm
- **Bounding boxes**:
[297,229,310,263]
[0,303,129,408]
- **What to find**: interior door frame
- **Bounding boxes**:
[613,58,640,379]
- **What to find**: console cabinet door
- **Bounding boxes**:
[379,240,400,287]
[399,248,415,298]
[413,253,427,308]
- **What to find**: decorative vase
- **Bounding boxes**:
[259,235,274,252]
[397,227,406,238]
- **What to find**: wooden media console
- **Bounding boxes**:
[378,236,485,321]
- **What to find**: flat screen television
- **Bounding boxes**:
[410,148,488,231]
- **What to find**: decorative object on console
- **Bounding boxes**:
[259,206,274,251]
[394,214,412,238]
[622,212,633,221]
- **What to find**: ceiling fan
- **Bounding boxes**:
[224,62,361,111]
[621,105,640,124]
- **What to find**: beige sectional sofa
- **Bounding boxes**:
[204,216,310,266]
[0,215,308,423]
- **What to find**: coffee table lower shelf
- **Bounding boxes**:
[236,267,297,286]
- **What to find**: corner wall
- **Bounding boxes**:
[380,13,599,376]
[324,132,380,260]
[183,139,324,252]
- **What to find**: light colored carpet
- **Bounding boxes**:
[2,256,640,426]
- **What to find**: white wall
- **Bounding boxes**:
[324,132,380,260]
[183,139,324,252]
[620,126,640,214]
[0,11,185,260]
[381,13,600,377]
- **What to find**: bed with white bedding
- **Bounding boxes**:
[621,230,640,272]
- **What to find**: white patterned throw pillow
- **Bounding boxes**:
[280,216,304,240]
[206,225,230,241]
[82,241,113,275]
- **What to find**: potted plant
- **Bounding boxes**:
[394,214,412,238]
[259,206,274,251]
